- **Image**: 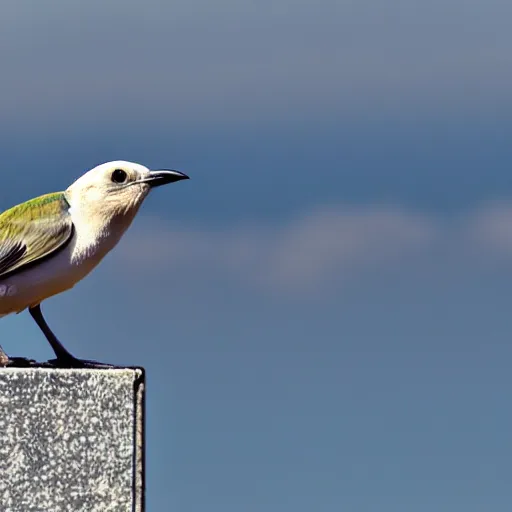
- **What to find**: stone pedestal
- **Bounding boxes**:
[0,367,145,512]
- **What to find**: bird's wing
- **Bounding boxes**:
[0,192,74,278]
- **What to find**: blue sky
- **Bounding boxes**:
[2,1,512,510]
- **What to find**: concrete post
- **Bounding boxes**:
[0,366,145,512]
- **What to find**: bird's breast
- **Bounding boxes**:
[0,230,119,315]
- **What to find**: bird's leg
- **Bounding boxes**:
[29,304,115,369]
[29,304,76,361]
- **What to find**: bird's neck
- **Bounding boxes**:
[68,200,140,265]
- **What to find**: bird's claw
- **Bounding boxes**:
[4,357,39,368]
[0,355,120,369]
[47,356,119,369]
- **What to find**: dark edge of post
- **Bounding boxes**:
[133,367,146,512]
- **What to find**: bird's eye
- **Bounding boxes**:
[111,169,128,184]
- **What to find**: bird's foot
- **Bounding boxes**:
[48,355,119,369]
[0,356,117,369]
[4,357,39,368]
[0,346,119,369]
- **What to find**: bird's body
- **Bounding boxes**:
[0,191,139,317]
[0,160,189,366]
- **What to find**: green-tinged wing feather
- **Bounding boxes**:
[0,192,74,278]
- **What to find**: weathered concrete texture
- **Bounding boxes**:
[0,367,145,512]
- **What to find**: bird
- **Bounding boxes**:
[0,160,189,368]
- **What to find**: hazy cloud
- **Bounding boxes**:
[116,206,437,294]
[110,201,512,296]
[465,201,512,258]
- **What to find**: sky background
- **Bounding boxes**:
[1,0,512,510]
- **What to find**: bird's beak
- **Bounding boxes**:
[146,169,190,187]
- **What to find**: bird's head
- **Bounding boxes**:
[66,160,189,220]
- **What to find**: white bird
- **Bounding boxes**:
[0,160,189,367]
